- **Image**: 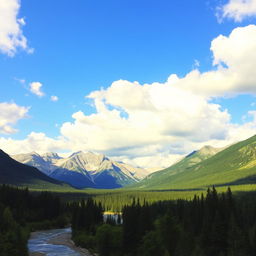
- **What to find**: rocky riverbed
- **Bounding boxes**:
[28,228,93,256]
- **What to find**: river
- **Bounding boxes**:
[28,228,92,256]
[28,213,120,255]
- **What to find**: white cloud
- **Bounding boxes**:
[29,82,45,97]
[170,25,256,97]
[0,0,32,56]
[0,102,29,134]
[1,25,256,168]
[218,0,256,22]
[51,95,59,102]
[0,132,66,155]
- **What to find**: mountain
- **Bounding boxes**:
[41,152,62,162]
[0,149,66,189]
[13,152,59,176]
[135,135,256,190]
[50,151,153,188]
[134,145,224,189]
[12,151,151,189]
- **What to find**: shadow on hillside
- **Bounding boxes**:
[147,188,205,192]
[216,174,256,187]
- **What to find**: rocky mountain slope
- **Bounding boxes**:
[12,151,152,189]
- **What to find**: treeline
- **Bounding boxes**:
[0,185,69,256]
[72,187,256,256]
[93,190,198,212]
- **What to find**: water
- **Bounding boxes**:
[28,228,81,256]
[103,213,123,224]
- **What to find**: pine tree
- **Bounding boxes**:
[227,214,249,256]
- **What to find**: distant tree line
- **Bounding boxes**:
[0,184,69,256]
[92,190,198,212]
[72,187,256,256]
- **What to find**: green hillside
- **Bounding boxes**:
[0,149,71,190]
[135,135,256,190]
[133,145,221,189]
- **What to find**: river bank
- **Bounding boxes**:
[29,228,94,256]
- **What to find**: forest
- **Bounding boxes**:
[0,185,69,256]
[1,185,256,256]
[71,187,256,256]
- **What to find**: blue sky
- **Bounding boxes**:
[1,0,256,168]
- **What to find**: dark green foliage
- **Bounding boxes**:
[72,198,125,255]
[3,184,256,256]
[155,214,180,255]
[137,231,163,256]
[72,198,103,233]
[0,184,69,256]
[96,224,122,256]
[227,214,250,256]
[122,199,153,255]
[73,187,256,256]
[0,206,28,256]
[72,231,96,250]
[71,198,104,252]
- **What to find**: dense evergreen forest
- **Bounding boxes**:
[72,187,256,256]
[0,185,69,256]
[1,185,256,255]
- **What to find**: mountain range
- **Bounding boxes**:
[134,135,256,190]
[12,151,152,189]
[2,134,256,191]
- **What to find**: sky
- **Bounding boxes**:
[1,0,256,168]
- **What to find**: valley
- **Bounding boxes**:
[2,135,256,255]
[3,134,256,195]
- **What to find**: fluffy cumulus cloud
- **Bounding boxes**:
[0,102,29,134]
[0,0,32,56]
[60,81,230,153]
[218,0,256,22]
[29,82,45,97]
[2,25,256,168]
[168,25,256,97]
